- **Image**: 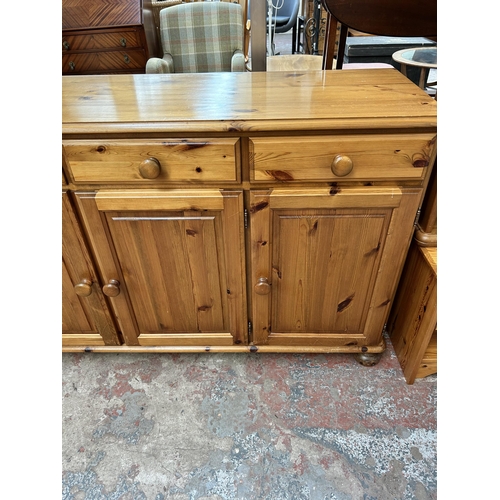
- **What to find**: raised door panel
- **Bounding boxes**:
[249,187,422,350]
[74,189,247,347]
[62,192,121,346]
[271,207,389,333]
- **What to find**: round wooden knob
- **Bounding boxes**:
[74,278,92,297]
[139,157,161,179]
[102,279,120,297]
[254,277,271,295]
[331,154,353,177]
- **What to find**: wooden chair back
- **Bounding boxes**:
[321,0,437,69]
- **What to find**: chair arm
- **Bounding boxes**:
[231,50,246,72]
[146,55,174,74]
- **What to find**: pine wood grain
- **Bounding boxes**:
[95,189,225,211]
[62,71,437,135]
[62,342,386,353]
[62,192,121,346]
[250,134,435,182]
[388,243,437,383]
[249,187,419,348]
[74,190,247,346]
[417,330,437,378]
[63,139,240,184]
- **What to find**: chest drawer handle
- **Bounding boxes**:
[254,277,271,295]
[69,61,75,71]
[63,41,70,50]
[74,278,93,297]
[103,280,120,297]
[123,54,130,64]
[120,38,127,47]
[139,157,162,179]
[331,154,353,177]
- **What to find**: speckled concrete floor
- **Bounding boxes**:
[62,333,437,499]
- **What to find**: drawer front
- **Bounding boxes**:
[96,49,146,71]
[63,139,241,184]
[249,134,436,182]
[62,52,100,73]
[62,31,142,52]
[62,49,146,74]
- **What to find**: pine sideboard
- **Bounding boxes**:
[62,70,437,361]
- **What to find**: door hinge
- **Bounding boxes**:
[413,208,421,226]
[248,320,253,339]
[244,208,249,229]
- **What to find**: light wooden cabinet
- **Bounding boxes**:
[62,70,437,359]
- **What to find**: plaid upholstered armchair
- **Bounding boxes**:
[146,1,246,73]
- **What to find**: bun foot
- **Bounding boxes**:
[354,352,383,366]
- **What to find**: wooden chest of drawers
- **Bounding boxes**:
[62,0,158,75]
[62,70,437,359]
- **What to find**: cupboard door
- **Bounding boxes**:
[74,190,247,346]
[249,187,422,349]
[62,192,121,346]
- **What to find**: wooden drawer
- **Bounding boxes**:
[63,52,100,73]
[62,49,147,74]
[62,30,143,52]
[249,134,436,182]
[63,139,241,184]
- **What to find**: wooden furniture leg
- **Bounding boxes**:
[322,13,335,69]
[335,23,348,69]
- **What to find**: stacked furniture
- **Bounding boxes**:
[62,0,159,75]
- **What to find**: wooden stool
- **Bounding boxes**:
[388,242,437,384]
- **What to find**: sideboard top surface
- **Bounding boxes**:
[62,70,437,135]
